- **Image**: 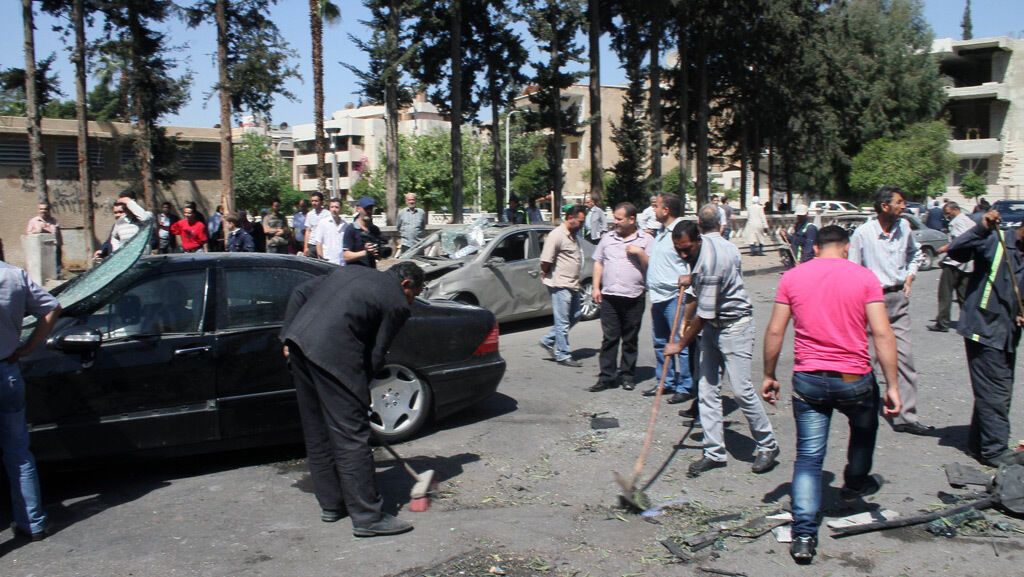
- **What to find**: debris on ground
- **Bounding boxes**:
[925,509,988,537]
[389,550,560,577]
[945,462,993,488]
[826,509,901,529]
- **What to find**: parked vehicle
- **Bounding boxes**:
[808,200,863,214]
[992,200,1024,229]
[822,213,945,270]
[21,224,505,461]
[904,201,926,217]
[398,220,599,322]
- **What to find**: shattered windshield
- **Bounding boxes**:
[401,217,504,260]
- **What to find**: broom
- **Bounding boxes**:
[994,227,1024,316]
[380,440,435,512]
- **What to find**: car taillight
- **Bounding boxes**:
[473,323,500,356]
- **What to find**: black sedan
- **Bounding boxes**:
[21,224,505,462]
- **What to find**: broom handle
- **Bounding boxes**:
[631,289,688,483]
[380,439,421,481]
[995,229,1024,313]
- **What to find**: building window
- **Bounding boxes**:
[954,158,989,185]
[350,135,363,147]
[56,143,104,169]
[568,142,580,160]
[121,145,136,167]
[0,140,30,166]
[180,147,220,171]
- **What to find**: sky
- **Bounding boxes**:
[3,0,1023,129]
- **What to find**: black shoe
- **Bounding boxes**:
[352,513,413,538]
[677,404,699,419]
[557,357,582,368]
[982,450,1024,468]
[11,524,47,542]
[619,375,635,391]
[840,474,883,502]
[321,508,346,523]
[538,341,554,358]
[641,385,662,397]
[687,457,726,478]
[666,392,695,405]
[587,380,618,392]
[892,422,935,436]
[926,324,948,332]
[790,534,817,564]
[751,447,780,474]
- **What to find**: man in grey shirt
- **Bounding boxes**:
[1,261,61,540]
[928,201,974,332]
[395,193,427,254]
[665,205,780,478]
[849,186,931,435]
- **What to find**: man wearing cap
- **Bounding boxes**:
[343,197,385,268]
[780,205,817,264]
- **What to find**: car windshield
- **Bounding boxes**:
[993,201,1024,218]
[22,222,155,336]
[401,217,505,260]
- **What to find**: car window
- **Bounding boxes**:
[489,232,529,262]
[225,268,315,329]
[84,270,207,339]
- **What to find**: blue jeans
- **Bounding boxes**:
[790,371,879,538]
[541,287,582,362]
[0,361,47,535]
[650,297,692,394]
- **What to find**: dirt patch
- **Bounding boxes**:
[387,549,564,577]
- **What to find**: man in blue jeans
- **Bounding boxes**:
[1,261,62,541]
[761,225,901,564]
[539,205,587,367]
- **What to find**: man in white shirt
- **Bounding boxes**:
[928,201,974,332]
[304,192,327,257]
[313,199,348,265]
[637,195,661,236]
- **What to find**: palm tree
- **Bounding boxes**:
[309,0,340,196]
[72,0,94,252]
[22,0,48,205]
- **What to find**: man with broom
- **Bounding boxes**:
[760,225,902,564]
[280,261,425,537]
[948,210,1024,468]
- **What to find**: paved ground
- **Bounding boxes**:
[2,256,1022,577]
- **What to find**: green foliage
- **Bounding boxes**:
[849,121,957,200]
[605,1,648,208]
[0,55,69,117]
[233,132,301,212]
[344,0,417,108]
[959,170,987,199]
[961,0,973,40]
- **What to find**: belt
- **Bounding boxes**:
[882,284,904,294]
[708,315,751,329]
[801,370,866,383]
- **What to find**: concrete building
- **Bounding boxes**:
[933,36,1024,202]
[291,95,449,199]
[0,116,223,271]
[232,115,294,166]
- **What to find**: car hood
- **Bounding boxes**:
[408,258,467,282]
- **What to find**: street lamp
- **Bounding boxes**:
[505,109,523,211]
[325,126,341,200]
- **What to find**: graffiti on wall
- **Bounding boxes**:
[16,167,103,215]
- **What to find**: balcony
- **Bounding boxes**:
[946,83,1008,101]
[949,138,1002,158]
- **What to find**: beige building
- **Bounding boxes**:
[1,116,223,271]
[933,36,1024,203]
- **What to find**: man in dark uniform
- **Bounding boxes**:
[280,261,425,537]
[948,210,1024,467]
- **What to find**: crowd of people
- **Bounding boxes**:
[537,187,1023,564]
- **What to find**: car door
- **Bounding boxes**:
[213,264,319,439]
[26,267,218,460]
[478,230,543,320]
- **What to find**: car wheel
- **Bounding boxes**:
[369,364,432,443]
[920,246,937,271]
[579,279,599,321]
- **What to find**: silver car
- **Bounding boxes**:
[399,220,598,322]
[823,213,946,270]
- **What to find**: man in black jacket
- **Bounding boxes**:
[948,210,1024,467]
[280,261,425,537]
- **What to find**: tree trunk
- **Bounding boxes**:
[73,0,94,253]
[676,19,688,210]
[767,140,775,213]
[649,17,662,195]
[695,28,708,207]
[310,0,326,195]
[588,0,602,199]
[752,126,761,203]
[384,0,400,225]
[23,0,48,205]
[450,0,464,224]
[551,58,563,220]
[489,87,503,218]
[128,6,156,209]
[216,0,234,221]
[739,130,748,211]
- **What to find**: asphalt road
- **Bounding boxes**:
[2,264,1023,577]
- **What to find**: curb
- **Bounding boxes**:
[742,264,787,278]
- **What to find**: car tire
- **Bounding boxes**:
[369,364,432,443]
[920,246,937,271]
[579,279,599,321]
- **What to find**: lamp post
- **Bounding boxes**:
[504,109,522,211]
[325,126,340,200]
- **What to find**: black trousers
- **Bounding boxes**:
[965,338,1017,461]
[936,264,969,328]
[288,344,383,527]
[598,294,646,383]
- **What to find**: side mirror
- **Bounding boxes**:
[485,256,505,267]
[50,325,103,353]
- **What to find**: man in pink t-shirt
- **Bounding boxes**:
[760,225,902,565]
